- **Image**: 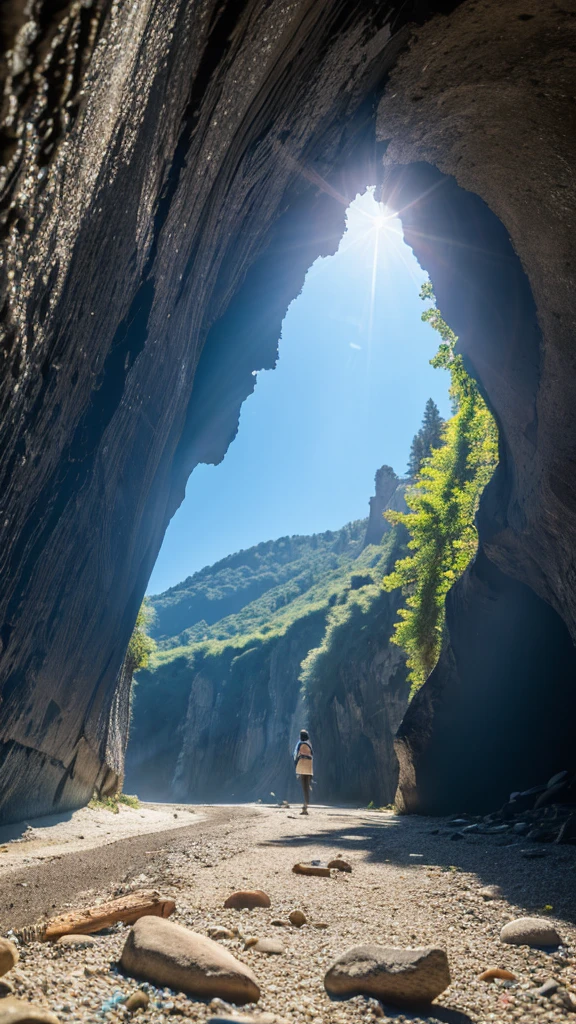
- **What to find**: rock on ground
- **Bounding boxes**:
[224,892,270,910]
[125,990,150,1011]
[252,939,284,955]
[0,940,18,978]
[478,967,517,982]
[55,935,96,948]
[121,916,260,1004]
[292,863,330,877]
[0,998,60,1023]
[324,945,451,1005]
[327,859,352,873]
[287,911,306,927]
[501,918,562,947]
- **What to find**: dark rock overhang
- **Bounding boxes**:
[0,0,461,823]
[1,0,575,823]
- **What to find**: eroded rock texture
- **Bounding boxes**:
[0,0,454,823]
[2,0,576,822]
[307,588,409,807]
[377,0,576,812]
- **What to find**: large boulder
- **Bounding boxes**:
[324,945,450,1006]
[121,917,260,1004]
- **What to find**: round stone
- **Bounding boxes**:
[223,890,271,910]
[500,917,562,947]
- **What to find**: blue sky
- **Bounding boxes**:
[148,189,451,594]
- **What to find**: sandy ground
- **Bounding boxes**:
[1,803,576,1023]
[0,803,203,876]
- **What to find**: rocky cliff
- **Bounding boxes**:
[303,527,410,806]
[375,0,576,812]
[364,465,408,546]
[126,481,410,805]
[0,0,452,823]
[2,0,576,822]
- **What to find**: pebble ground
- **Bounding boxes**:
[3,804,576,1024]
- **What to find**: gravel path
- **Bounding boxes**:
[2,804,576,1023]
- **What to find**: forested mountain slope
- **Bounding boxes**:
[150,520,368,646]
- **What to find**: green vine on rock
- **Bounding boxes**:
[126,598,156,675]
[382,281,498,694]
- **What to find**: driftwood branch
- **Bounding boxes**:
[43,890,175,940]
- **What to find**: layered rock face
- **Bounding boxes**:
[377,0,576,811]
[0,0,451,823]
[307,589,409,807]
[3,0,576,822]
[364,466,407,547]
[171,612,325,804]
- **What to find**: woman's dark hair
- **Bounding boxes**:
[300,729,309,741]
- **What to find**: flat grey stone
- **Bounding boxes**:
[56,934,97,947]
[252,938,284,955]
[536,979,559,997]
[324,945,451,1006]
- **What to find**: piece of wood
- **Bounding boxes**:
[292,862,330,877]
[43,890,175,940]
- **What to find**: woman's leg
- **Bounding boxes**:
[299,774,309,812]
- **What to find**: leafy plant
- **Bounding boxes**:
[126,599,156,674]
[382,281,498,693]
[88,792,140,813]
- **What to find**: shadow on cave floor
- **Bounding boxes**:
[0,809,74,844]
[327,994,473,1024]
[260,810,576,924]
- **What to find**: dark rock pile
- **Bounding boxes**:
[445,770,576,849]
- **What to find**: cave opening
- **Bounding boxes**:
[125,162,576,816]
[148,186,451,594]
[126,181,497,807]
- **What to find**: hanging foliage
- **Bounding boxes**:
[382,281,498,693]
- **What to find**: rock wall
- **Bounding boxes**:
[364,466,400,546]
[172,613,326,805]
[3,0,576,821]
[307,589,410,807]
[127,579,410,808]
[0,0,454,824]
[126,496,409,805]
[376,0,576,812]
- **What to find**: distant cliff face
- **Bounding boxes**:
[126,503,410,804]
[364,466,403,547]
[307,591,409,807]
[173,612,326,803]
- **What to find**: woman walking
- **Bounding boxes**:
[293,729,313,815]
